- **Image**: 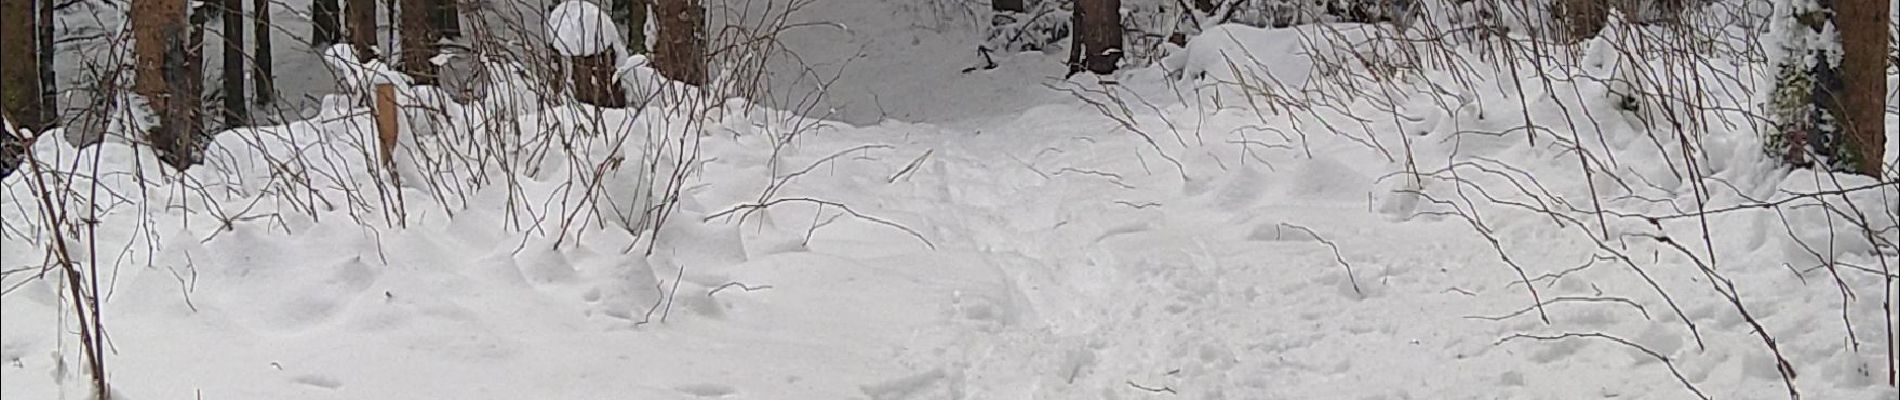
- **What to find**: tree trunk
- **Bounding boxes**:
[1071,0,1122,76]
[3,0,45,132]
[1,0,40,178]
[1838,0,1889,176]
[1191,0,1215,12]
[435,0,460,40]
[400,0,437,85]
[133,0,199,170]
[1770,0,1891,176]
[994,0,1025,13]
[572,53,629,108]
[656,0,706,85]
[37,0,55,127]
[254,0,275,106]
[616,0,648,54]
[346,0,376,61]
[1556,0,1609,43]
[222,0,247,127]
[312,0,340,47]
[178,2,208,167]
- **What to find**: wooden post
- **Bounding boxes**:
[374,83,400,169]
[372,82,408,227]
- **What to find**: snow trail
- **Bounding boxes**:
[5,1,1897,399]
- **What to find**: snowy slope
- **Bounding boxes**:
[6,1,1899,400]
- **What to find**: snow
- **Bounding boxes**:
[1170,23,1390,90]
[547,0,624,57]
[4,1,1899,400]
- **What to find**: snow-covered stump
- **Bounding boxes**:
[548,0,628,108]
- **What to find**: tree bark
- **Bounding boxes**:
[254,0,274,106]
[346,0,376,61]
[3,0,45,132]
[400,0,437,85]
[1838,0,1889,176]
[616,0,649,54]
[1556,0,1609,43]
[656,0,706,85]
[994,0,1025,13]
[572,53,629,108]
[1071,0,1122,76]
[222,0,247,126]
[179,2,208,167]
[312,0,340,47]
[1191,0,1215,12]
[435,0,460,40]
[133,0,200,170]
[37,0,55,127]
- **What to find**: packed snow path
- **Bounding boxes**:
[6,98,1866,399]
[6,1,1898,399]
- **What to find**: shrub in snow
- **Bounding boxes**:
[1175,0,1422,30]
[984,0,1073,54]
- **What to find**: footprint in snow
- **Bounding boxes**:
[290,373,343,390]
[1245,223,1319,243]
[674,383,737,397]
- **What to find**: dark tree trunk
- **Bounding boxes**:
[400,0,437,85]
[346,0,377,61]
[1070,0,1122,76]
[312,0,340,47]
[2,0,41,178]
[254,0,274,106]
[134,0,200,170]
[1838,0,1889,176]
[3,0,45,132]
[994,0,1024,13]
[1776,0,1891,176]
[615,0,648,54]
[1555,0,1608,43]
[221,0,247,127]
[656,0,706,85]
[571,53,628,108]
[37,0,55,127]
[435,0,460,40]
[177,2,208,167]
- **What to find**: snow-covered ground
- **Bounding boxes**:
[6,1,1899,399]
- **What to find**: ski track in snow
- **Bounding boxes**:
[5,1,1899,400]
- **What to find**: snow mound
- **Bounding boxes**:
[320,44,409,90]
[1169,23,1389,89]
[546,0,623,57]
